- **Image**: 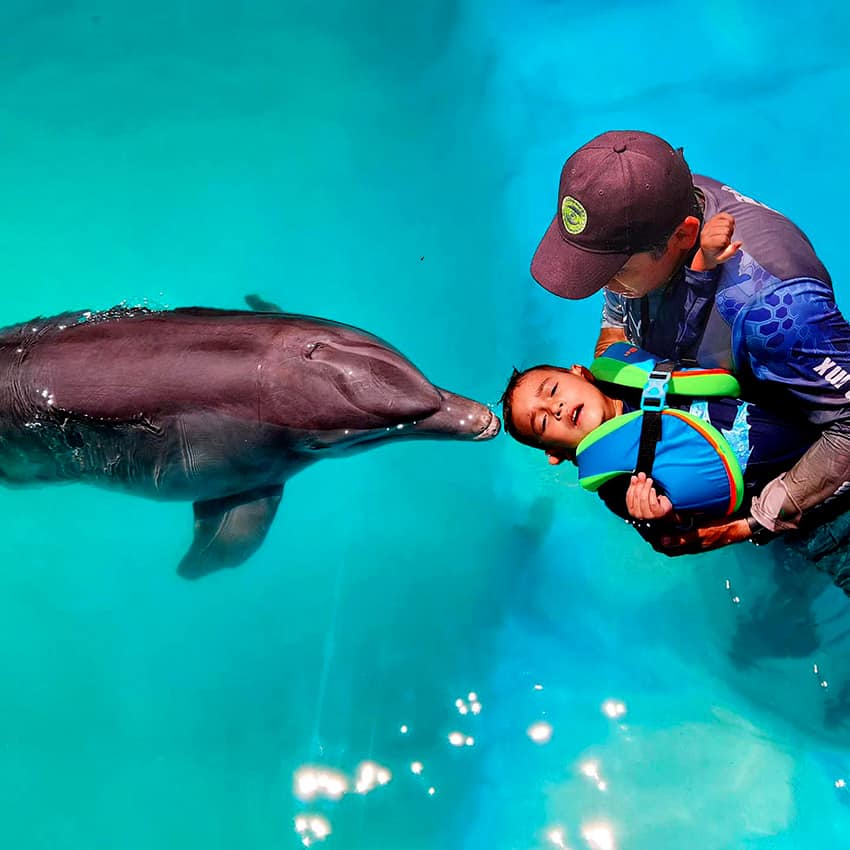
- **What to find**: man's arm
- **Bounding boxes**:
[751,420,850,531]
[742,280,850,532]
[596,289,629,356]
[595,327,628,358]
[661,278,850,553]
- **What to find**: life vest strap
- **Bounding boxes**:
[635,361,675,476]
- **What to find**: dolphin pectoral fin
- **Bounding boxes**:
[244,293,284,313]
[177,484,283,580]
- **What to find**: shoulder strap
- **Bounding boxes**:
[634,361,674,475]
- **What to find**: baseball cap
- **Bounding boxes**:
[530,130,694,299]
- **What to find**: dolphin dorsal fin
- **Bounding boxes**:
[244,294,284,313]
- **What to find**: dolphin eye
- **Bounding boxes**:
[304,341,328,359]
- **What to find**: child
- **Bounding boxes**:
[502,356,816,543]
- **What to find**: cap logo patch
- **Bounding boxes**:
[561,196,587,235]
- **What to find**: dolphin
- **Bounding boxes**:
[0,304,499,578]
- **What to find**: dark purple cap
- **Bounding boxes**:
[530,130,694,299]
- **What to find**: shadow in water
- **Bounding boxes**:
[727,550,825,669]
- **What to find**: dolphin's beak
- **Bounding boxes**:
[474,408,502,440]
[412,388,501,441]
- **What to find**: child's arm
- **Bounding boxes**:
[691,212,742,271]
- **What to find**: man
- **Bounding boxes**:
[530,129,850,554]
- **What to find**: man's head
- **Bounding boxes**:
[501,364,618,465]
[531,130,702,300]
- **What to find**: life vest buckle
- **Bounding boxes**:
[640,365,673,411]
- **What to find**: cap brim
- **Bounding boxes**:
[530,215,629,300]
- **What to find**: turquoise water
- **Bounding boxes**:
[2,2,850,848]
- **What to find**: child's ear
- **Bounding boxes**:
[547,450,577,467]
[570,364,595,382]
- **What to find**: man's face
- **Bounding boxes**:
[604,216,701,298]
[606,249,683,298]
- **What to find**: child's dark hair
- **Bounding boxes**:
[500,368,533,445]
[500,364,576,459]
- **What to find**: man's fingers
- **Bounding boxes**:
[659,530,698,552]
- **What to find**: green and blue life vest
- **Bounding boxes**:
[576,342,745,516]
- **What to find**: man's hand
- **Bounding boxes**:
[656,516,752,555]
[692,212,742,271]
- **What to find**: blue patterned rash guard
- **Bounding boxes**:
[600,175,850,531]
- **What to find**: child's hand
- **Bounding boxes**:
[691,212,742,271]
[626,472,674,520]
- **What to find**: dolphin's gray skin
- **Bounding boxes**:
[0,305,499,579]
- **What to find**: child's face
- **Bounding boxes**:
[509,366,612,456]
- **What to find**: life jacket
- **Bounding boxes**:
[576,342,745,516]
